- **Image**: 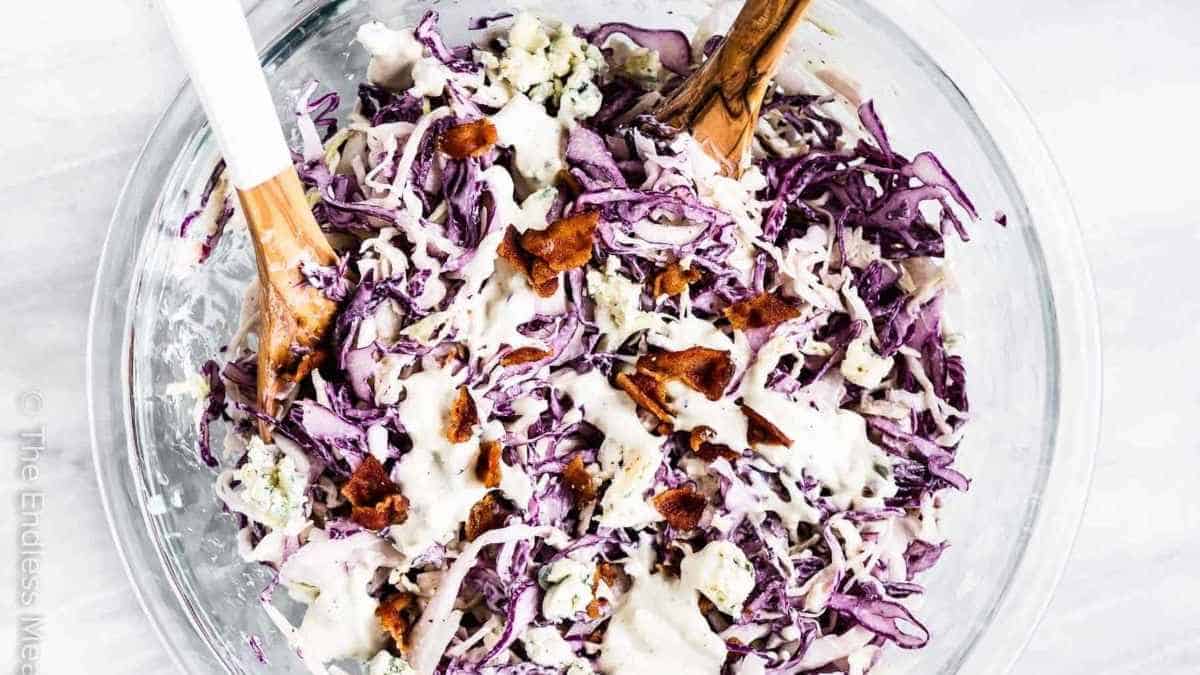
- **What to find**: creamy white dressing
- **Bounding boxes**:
[742,334,896,510]
[460,262,545,360]
[735,655,768,675]
[667,378,750,448]
[277,532,404,663]
[758,469,822,530]
[357,22,425,91]
[358,230,409,283]
[599,551,728,675]
[644,315,755,448]
[366,423,390,461]
[648,314,747,362]
[510,395,549,440]
[491,93,566,187]
[837,277,896,389]
[555,370,665,528]
[373,353,414,406]
[383,358,535,563]
[387,367,484,559]
[482,165,557,232]
[398,218,454,310]
[400,221,547,360]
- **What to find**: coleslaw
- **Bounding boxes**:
[181,8,980,674]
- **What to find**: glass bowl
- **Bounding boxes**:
[88,0,1101,672]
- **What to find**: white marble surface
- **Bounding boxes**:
[1,0,1197,672]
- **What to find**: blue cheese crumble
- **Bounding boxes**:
[484,12,605,122]
[680,540,756,616]
[539,558,595,621]
[234,437,309,531]
[366,651,417,675]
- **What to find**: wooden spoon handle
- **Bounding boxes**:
[656,0,813,175]
[238,169,339,344]
[239,168,338,419]
[161,0,337,425]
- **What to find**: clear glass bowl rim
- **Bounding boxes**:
[88,0,1102,672]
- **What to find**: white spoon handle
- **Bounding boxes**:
[159,0,291,190]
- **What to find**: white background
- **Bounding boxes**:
[0,0,1197,672]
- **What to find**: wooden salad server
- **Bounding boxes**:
[160,0,338,431]
[657,0,814,176]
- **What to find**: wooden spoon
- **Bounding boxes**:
[656,0,814,176]
[161,0,338,431]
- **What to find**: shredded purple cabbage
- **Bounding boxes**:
[581,22,694,76]
[178,159,234,263]
[185,10,991,675]
[196,359,226,468]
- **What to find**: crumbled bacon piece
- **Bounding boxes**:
[742,404,793,447]
[475,440,503,488]
[637,347,734,401]
[652,485,707,530]
[653,263,702,298]
[584,562,624,619]
[350,506,385,530]
[586,598,609,619]
[352,493,410,530]
[378,493,410,522]
[376,592,418,653]
[341,455,396,507]
[445,386,479,443]
[688,426,739,463]
[496,213,599,296]
[434,343,467,368]
[500,346,553,366]
[557,169,584,197]
[614,371,673,423]
[723,293,802,330]
[498,226,529,262]
[562,455,597,503]
[342,456,410,530]
[498,226,559,297]
[439,118,498,159]
[594,562,628,591]
[653,557,682,578]
[528,259,559,290]
[520,211,599,276]
[465,491,509,541]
